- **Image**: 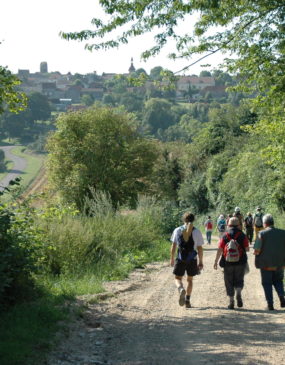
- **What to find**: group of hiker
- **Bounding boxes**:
[170,208,285,311]
[204,206,264,245]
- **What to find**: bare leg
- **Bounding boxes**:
[175,275,183,289]
[175,276,186,306]
[186,276,193,296]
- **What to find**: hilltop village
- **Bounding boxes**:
[16,59,228,111]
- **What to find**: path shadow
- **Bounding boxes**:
[7,169,26,175]
[94,304,285,364]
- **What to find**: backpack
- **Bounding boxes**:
[206,220,213,230]
[255,213,263,228]
[177,228,196,263]
[245,216,253,227]
[218,219,226,232]
[224,232,242,262]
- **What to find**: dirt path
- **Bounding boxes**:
[0,146,26,190]
[46,241,285,365]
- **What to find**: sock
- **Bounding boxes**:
[186,295,190,301]
[229,296,234,303]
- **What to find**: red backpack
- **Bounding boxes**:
[206,220,213,230]
[224,232,242,262]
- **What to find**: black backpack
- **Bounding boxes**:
[245,216,253,227]
[177,228,196,262]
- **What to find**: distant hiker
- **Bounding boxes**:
[214,217,249,309]
[244,212,254,244]
[254,214,285,310]
[204,216,213,244]
[226,214,233,228]
[233,206,244,231]
[170,212,204,309]
[253,206,264,240]
[217,214,226,238]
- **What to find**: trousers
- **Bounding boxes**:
[224,264,246,297]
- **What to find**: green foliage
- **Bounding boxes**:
[0,203,39,307]
[150,149,182,203]
[0,293,70,365]
[46,104,158,209]
[1,92,52,141]
[35,194,172,277]
[61,0,285,202]
[0,148,6,172]
[142,98,176,135]
[0,66,27,114]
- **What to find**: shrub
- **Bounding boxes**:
[0,204,39,307]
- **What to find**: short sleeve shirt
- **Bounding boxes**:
[171,225,204,250]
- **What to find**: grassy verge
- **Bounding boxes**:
[0,296,69,365]
[10,146,45,192]
[0,198,173,365]
[0,240,169,365]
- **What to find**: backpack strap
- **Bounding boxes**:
[225,231,241,243]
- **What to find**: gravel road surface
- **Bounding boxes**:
[46,242,285,365]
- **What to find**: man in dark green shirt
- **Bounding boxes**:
[254,214,285,310]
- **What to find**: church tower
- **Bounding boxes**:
[40,61,48,73]
[128,58,135,73]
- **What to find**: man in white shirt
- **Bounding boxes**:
[170,212,204,308]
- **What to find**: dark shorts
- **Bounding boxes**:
[173,258,198,277]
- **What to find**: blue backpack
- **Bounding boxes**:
[218,219,226,232]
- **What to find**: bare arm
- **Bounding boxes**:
[170,242,176,266]
[197,245,203,269]
[214,247,223,269]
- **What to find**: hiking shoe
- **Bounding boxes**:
[185,300,191,309]
[236,296,243,308]
[279,296,285,308]
[228,302,234,310]
[267,304,274,311]
[178,288,186,306]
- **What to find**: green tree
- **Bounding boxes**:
[0,66,26,114]
[81,94,94,106]
[149,66,164,81]
[151,149,182,202]
[142,98,176,135]
[199,71,211,77]
[28,92,51,121]
[0,149,6,172]
[61,1,285,166]
[46,105,158,209]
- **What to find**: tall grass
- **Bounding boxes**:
[0,194,179,365]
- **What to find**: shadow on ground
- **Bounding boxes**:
[94,304,284,364]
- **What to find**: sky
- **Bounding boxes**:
[0,0,224,76]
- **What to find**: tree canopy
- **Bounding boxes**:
[46,104,158,209]
[0,66,27,114]
[61,1,285,207]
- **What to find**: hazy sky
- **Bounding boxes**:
[0,0,223,76]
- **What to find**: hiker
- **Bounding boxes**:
[253,206,264,240]
[226,214,233,228]
[254,214,285,310]
[233,206,244,231]
[244,212,254,244]
[214,217,249,309]
[217,214,226,238]
[204,215,213,244]
[170,212,204,308]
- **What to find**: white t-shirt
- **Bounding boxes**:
[170,225,204,249]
